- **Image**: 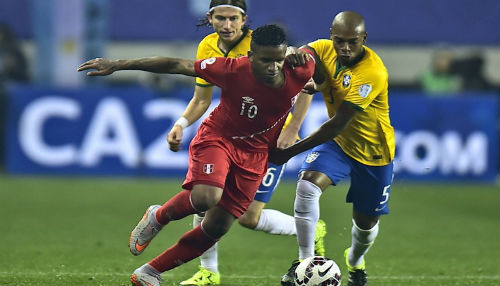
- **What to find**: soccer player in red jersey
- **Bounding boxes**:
[78,24,315,286]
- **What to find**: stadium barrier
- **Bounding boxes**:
[5,85,499,181]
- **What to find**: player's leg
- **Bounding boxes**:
[344,161,393,286]
[130,184,222,257]
[238,163,296,235]
[130,143,230,257]
[132,205,236,286]
[180,211,220,286]
[281,141,351,286]
[295,141,351,260]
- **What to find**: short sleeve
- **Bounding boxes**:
[344,70,387,110]
[291,53,316,81]
[195,39,214,87]
[308,39,329,60]
[194,57,235,89]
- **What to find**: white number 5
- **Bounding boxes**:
[380,185,390,205]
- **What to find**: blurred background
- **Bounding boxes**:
[0,0,499,181]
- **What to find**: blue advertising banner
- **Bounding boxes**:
[5,85,499,181]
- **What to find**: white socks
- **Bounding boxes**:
[348,219,379,267]
[195,208,297,273]
[193,213,219,273]
[294,179,322,260]
[255,209,296,235]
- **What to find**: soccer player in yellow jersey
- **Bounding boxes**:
[273,11,395,286]
[166,1,325,285]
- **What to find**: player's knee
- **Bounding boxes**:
[294,179,322,217]
[296,179,322,201]
[238,212,259,229]
[191,187,223,211]
[299,171,331,191]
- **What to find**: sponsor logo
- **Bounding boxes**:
[200,57,216,70]
[203,164,214,174]
[318,264,334,277]
[242,96,254,103]
[359,84,372,98]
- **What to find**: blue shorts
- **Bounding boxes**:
[254,162,286,203]
[299,140,394,217]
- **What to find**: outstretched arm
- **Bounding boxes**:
[270,100,358,165]
[77,57,197,77]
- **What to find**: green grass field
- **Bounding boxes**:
[0,175,499,286]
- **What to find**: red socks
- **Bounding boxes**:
[149,225,217,273]
[155,190,197,225]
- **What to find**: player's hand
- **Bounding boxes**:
[269,147,292,165]
[302,78,318,95]
[77,58,117,76]
[277,127,298,149]
[285,47,311,67]
[167,125,184,152]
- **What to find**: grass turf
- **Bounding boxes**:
[0,175,499,285]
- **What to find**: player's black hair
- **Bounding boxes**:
[197,0,249,31]
[251,24,287,48]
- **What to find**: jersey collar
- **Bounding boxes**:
[334,47,366,78]
[219,28,251,57]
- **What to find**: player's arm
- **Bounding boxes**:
[277,90,313,148]
[168,85,214,152]
[286,45,327,87]
[270,100,358,165]
[77,57,197,77]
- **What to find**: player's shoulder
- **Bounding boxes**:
[202,56,249,72]
[308,39,333,52]
[228,29,253,57]
[354,46,388,81]
[245,29,253,40]
[197,33,221,57]
[199,32,219,46]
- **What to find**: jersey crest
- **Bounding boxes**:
[305,152,320,163]
[343,74,352,88]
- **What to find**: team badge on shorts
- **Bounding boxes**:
[203,164,214,174]
[343,74,351,88]
[305,152,320,163]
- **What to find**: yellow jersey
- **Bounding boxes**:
[309,39,395,166]
[195,29,252,87]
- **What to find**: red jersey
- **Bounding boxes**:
[194,56,315,152]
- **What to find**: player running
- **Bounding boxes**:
[272,11,396,286]
[168,1,326,285]
[78,24,317,286]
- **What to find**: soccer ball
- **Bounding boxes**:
[294,256,341,286]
